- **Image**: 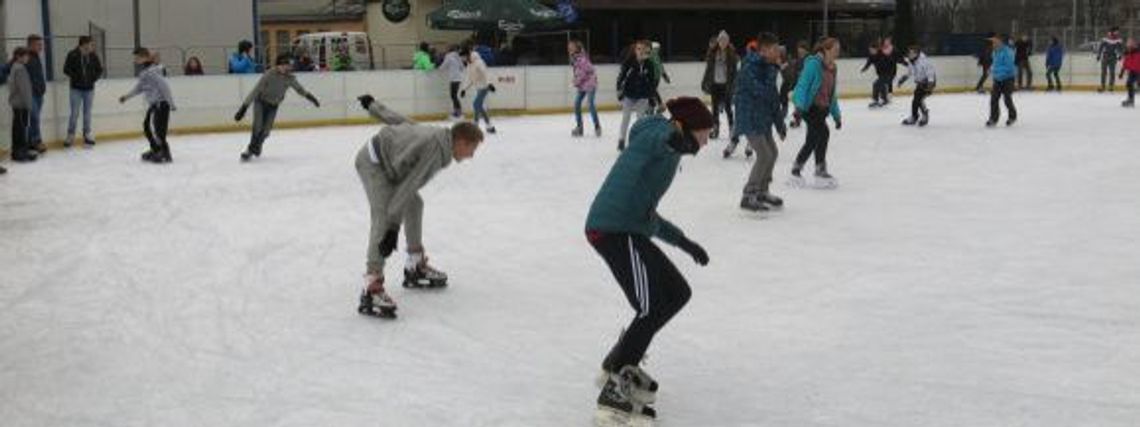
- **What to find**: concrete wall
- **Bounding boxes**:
[0,54,1117,152]
[4,0,253,79]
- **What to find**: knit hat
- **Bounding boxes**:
[666,97,714,131]
[717,30,730,43]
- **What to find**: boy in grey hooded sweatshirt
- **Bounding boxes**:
[234,54,320,161]
[119,47,176,163]
[352,94,484,319]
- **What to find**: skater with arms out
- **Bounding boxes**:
[234,54,321,162]
[586,97,713,426]
[353,95,484,319]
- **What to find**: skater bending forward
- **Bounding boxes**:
[354,95,484,318]
[586,97,712,424]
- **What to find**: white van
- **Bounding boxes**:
[291,32,374,71]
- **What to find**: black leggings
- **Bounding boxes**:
[709,83,734,129]
[989,79,1017,122]
[911,82,933,119]
[144,102,171,153]
[872,75,892,103]
[449,81,461,114]
[10,109,29,160]
[975,65,991,91]
[1046,67,1062,90]
[589,231,691,372]
[795,107,831,167]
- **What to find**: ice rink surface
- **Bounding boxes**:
[2,93,1139,426]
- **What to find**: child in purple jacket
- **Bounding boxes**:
[570,40,601,137]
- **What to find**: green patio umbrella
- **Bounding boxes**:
[428,0,565,32]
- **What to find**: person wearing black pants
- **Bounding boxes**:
[143,102,171,160]
[989,80,1017,126]
[1015,35,1033,90]
[794,107,831,173]
[7,47,37,162]
[975,38,993,93]
[120,48,176,163]
[987,35,1018,127]
[586,97,713,423]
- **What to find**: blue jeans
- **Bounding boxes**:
[575,90,598,129]
[29,95,43,143]
[473,88,491,125]
[68,89,95,139]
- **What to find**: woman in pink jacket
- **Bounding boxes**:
[570,40,601,137]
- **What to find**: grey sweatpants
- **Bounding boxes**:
[356,145,424,273]
[619,98,652,142]
[250,100,279,149]
[743,132,778,195]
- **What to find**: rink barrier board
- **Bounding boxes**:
[0,55,1124,156]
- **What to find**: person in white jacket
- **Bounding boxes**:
[439,45,466,119]
[898,46,936,127]
[460,50,496,134]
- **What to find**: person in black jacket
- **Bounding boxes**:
[1015,34,1033,89]
[975,35,994,93]
[616,40,654,151]
[861,39,898,107]
[63,36,104,148]
[25,34,46,153]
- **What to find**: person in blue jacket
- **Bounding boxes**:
[1045,37,1064,92]
[987,34,1018,127]
[228,40,257,74]
[731,32,788,212]
[790,37,842,188]
[586,97,712,424]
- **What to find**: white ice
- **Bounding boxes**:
[2,93,1139,427]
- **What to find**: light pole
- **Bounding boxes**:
[823,0,830,38]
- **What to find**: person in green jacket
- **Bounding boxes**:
[586,97,712,424]
[648,41,671,113]
[412,42,436,71]
[790,37,843,189]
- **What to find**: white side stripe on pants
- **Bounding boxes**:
[628,236,650,319]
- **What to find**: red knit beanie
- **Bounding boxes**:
[666,97,714,131]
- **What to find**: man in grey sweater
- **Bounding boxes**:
[8,48,37,162]
[353,94,483,319]
[234,54,320,161]
[119,47,176,163]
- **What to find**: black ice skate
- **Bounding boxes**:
[985,119,998,128]
[358,288,397,319]
[740,194,771,213]
[403,263,448,289]
[486,126,497,135]
[1123,99,1135,108]
[594,368,656,427]
[902,116,918,126]
[572,126,584,137]
[595,125,603,137]
[1006,117,1017,127]
[618,139,626,151]
[813,165,838,189]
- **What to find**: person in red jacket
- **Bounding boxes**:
[1119,38,1140,107]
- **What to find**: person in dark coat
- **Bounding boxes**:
[25,34,47,153]
[1015,34,1033,89]
[975,34,994,93]
[63,36,105,147]
[701,30,738,142]
[861,39,899,107]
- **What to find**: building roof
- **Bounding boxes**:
[574,0,895,12]
[259,0,366,22]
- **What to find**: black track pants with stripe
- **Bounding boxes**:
[588,231,691,372]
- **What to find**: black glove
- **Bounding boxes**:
[379,227,399,258]
[678,239,709,266]
[488,84,497,93]
[897,75,910,86]
[357,94,375,111]
[234,104,248,122]
[834,118,843,130]
[306,94,320,108]
[460,90,467,98]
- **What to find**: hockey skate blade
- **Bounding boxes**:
[594,407,653,427]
